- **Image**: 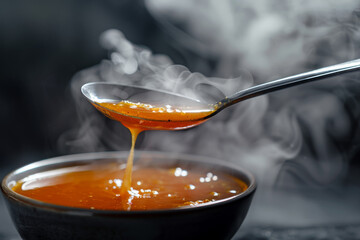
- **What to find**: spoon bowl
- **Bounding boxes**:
[81,83,214,130]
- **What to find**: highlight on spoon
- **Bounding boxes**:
[81,82,216,130]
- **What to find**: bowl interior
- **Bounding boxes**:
[2,151,256,212]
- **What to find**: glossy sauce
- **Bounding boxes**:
[93,101,215,131]
[12,164,247,210]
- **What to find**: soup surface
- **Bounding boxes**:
[12,163,247,211]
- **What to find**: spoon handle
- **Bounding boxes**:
[222,58,360,108]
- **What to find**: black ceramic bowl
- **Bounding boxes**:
[1,151,256,240]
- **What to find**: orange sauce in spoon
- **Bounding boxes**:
[93,101,215,131]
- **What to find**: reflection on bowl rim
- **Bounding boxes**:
[1,151,256,216]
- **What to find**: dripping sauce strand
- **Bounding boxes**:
[119,127,141,210]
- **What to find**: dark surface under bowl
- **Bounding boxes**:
[1,151,256,240]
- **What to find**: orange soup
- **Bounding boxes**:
[12,163,247,211]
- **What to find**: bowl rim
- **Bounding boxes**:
[1,151,256,216]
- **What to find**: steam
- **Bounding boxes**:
[60,0,360,193]
[147,0,360,78]
[143,0,360,186]
[98,29,250,103]
[60,29,252,153]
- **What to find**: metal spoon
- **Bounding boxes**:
[81,58,360,129]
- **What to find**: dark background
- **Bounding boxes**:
[0,0,164,168]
